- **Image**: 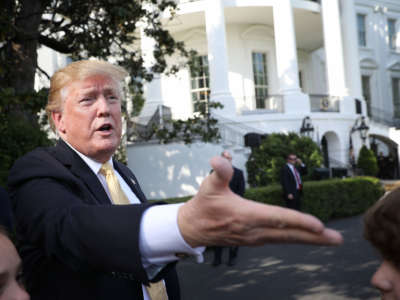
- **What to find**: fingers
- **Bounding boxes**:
[228,201,343,246]
[253,228,343,246]
[209,156,233,188]
[249,201,325,234]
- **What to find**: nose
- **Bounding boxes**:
[371,262,392,293]
[96,95,111,117]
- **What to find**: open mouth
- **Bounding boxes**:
[98,124,112,131]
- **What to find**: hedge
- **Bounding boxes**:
[159,177,385,222]
[357,145,379,176]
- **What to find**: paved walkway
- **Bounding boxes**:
[177,215,380,300]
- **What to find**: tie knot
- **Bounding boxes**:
[100,162,113,176]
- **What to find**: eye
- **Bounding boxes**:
[80,97,93,103]
[107,94,119,102]
[16,270,24,285]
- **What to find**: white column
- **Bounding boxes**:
[341,0,363,100]
[272,0,310,113]
[321,0,355,114]
[321,0,347,97]
[139,28,163,119]
[205,0,236,116]
[374,6,391,115]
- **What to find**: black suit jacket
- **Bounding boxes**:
[280,164,307,198]
[8,140,180,300]
[229,167,245,197]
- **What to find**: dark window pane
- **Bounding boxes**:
[393,78,400,118]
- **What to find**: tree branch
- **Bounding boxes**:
[36,65,50,80]
[38,34,72,54]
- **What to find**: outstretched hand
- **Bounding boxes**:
[178,156,343,248]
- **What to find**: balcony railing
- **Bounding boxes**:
[370,106,400,128]
[242,95,284,114]
[178,0,320,3]
[310,94,340,112]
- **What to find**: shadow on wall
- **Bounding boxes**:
[127,142,223,199]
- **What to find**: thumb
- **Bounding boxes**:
[209,156,233,188]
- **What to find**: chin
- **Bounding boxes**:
[92,144,119,161]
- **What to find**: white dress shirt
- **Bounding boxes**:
[67,142,205,299]
[287,163,304,189]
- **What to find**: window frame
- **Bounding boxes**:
[388,18,397,50]
[361,75,372,117]
[392,77,400,118]
[251,51,269,109]
[357,14,367,47]
[189,55,211,114]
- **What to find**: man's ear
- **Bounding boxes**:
[51,111,66,134]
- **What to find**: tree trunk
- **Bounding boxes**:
[7,0,44,95]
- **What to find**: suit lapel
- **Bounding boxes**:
[286,164,296,182]
[53,140,112,205]
[114,161,147,203]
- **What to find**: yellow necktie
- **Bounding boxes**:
[146,281,168,300]
[100,162,168,300]
[100,162,130,205]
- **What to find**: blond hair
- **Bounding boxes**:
[46,60,128,131]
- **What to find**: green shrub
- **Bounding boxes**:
[246,132,322,187]
[244,177,384,221]
[159,177,384,222]
[357,145,378,176]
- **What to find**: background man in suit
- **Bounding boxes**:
[212,151,245,267]
[8,60,342,300]
[280,153,307,211]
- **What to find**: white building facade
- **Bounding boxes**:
[127,0,400,199]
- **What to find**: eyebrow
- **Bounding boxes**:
[79,85,118,94]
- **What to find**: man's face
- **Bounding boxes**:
[371,260,400,300]
[0,235,30,300]
[52,75,122,162]
[287,155,297,165]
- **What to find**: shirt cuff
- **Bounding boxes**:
[139,203,205,268]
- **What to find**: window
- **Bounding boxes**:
[388,19,397,50]
[189,55,210,114]
[393,78,400,118]
[252,52,268,109]
[357,14,367,47]
[299,71,304,91]
[361,75,371,116]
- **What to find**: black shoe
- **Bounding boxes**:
[227,256,237,266]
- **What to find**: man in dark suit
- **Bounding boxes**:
[8,60,342,300]
[212,151,245,267]
[280,153,307,211]
[8,60,184,300]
